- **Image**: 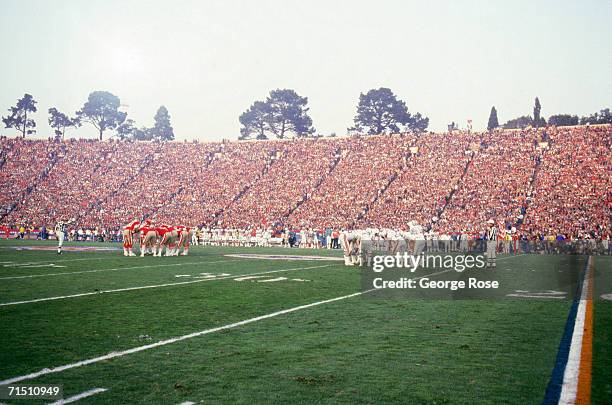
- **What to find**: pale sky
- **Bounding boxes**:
[0,0,610,141]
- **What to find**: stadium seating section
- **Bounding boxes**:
[0,125,610,236]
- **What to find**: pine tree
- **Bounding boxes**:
[487,106,499,131]
[151,106,174,141]
[534,97,542,128]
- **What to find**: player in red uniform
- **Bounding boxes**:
[122,219,141,256]
[155,224,179,257]
[139,219,157,257]
[154,224,169,257]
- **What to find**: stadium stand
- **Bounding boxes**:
[1,138,65,220]
[287,135,414,229]
[219,139,340,229]
[154,141,277,226]
[0,125,610,239]
[359,131,475,230]
[436,129,541,233]
[523,125,610,237]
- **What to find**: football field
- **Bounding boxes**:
[0,240,610,404]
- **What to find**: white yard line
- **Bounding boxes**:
[0,269,451,386]
[0,264,334,307]
[2,258,106,266]
[258,277,288,283]
[505,294,566,299]
[234,275,269,281]
[0,259,240,280]
[4,264,67,269]
[48,388,107,404]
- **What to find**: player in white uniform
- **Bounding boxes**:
[54,218,75,254]
[340,230,359,265]
[408,221,425,256]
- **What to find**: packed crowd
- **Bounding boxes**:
[523,126,611,237]
[0,138,64,219]
[436,129,543,233]
[360,132,474,229]
[7,139,120,227]
[0,125,609,239]
[287,135,413,229]
[155,141,277,226]
[219,139,339,228]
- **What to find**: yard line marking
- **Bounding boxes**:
[0,269,452,386]
[0,259,240,280]
[234,275,268,281]
[0,264,334,307]
[258,277,288,283]
[2,258,106,267]
[506,294,566,299]
[48,388,107,404]
[2,263,67,269]
[178,401,195,405]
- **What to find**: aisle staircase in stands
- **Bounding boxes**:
[211,147,280,225]
[285,146,343,218]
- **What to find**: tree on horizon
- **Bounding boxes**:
[2,94,37,138]
[487,106,499,131]
[349,87,428,135]
[150,106,175,141]
[239,89,314,140]
[48,107,80,140]
[76,91,127,140]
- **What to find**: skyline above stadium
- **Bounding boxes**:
[0,0,610,141]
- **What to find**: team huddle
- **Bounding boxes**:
[122,219,193,257]
[339,220,499,268]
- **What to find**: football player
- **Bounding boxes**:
[122,219,141,256]
[55,218,75,254]
[139,219,157,257]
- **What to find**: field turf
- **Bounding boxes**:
[0,239,610,404]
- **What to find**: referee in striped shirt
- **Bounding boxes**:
[486,219,498,268]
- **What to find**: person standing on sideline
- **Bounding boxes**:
[486,219,498,268]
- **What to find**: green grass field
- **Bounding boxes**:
[0,240,610,404]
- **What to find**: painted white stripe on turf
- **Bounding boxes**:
[2,258,106,267]
[178,402,195,405]
[258,277,287,283]
[234,275,268,281]
[0,264,333,306]
[2,263,67,269]
[0,259,240,280]
[0,269,451,386]
[558,257,592,405]
[48,388,107,404]
[505,294,566,299]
